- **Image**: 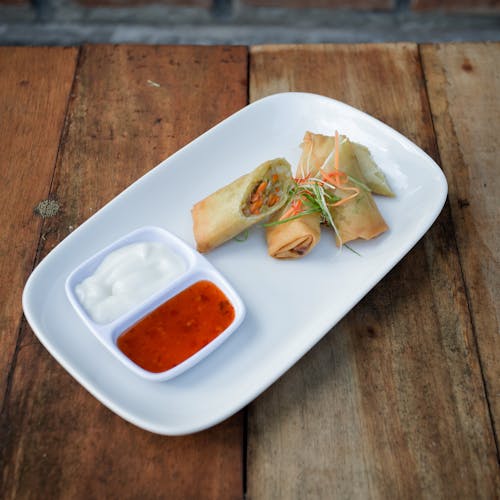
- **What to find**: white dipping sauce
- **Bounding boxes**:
[75,242,186,324]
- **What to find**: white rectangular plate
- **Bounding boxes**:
[23,93,447,435]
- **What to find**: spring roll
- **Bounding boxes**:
[266,133,323,259]
[352,143,394,197]
[296,132,394,196]
[266,213,321,259]
[296,131,333,179]
[192,158,292,253]
[323,136,388,245]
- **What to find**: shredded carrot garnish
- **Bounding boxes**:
[320,169,347,186]
[294,173,311,184]
[270,130,363,239]
[331,186,360,207]
[280,198,303,220]
[272,174,278,183]
[279,207,294,220]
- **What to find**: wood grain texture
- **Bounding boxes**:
[77,0,211,8]
[0,47,77,404]
[420,42,500,448]
[0,0,30,5]
[247,44,500,499]
[412,0,500,12]
[242,0,393,9]
[0,45,247,499]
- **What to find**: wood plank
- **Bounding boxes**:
[412,0,500,12]
[0,0,30,5]
[0,45,247,499]
[0,47,77,403]
[247,44,499,499]
[77,0,211,8]
[242,0,393,9]
[420,41,500,447]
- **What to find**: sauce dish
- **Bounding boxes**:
[65,226,246,381]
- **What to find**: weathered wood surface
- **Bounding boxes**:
[411,0,500,12]
[420,41,500,449]
[247,44,499,499]
[0,45,247,499]
[0,47,77,404]
[242,0,393,10]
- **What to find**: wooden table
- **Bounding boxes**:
[0,43,498,499]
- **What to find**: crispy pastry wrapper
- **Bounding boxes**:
[296,132,394,196]
[266,132,389,254]
[323,136,388,245]
[192,158,292,253]
[266,213,321,259]
[352,143,394,197]
[266,133,327,259]
[296,131,333,179]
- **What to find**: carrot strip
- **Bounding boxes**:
[249,198,264,214]
[331,186,360,207]
[280,207,295,220]
[267,194,280,207]
[294,173,312,185]
[320,169,347,186]
[280,199,303,220]
[256,181,267,194]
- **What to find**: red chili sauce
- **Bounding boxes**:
[117,280,235,373]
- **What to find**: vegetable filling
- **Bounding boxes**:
[243,171,283,216]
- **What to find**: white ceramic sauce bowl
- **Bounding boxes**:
[65,226,246,381]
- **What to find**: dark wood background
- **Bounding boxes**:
[0,43,498,499]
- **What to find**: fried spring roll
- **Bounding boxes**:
[267,132,389,254]
[192,158,292,253]
[296,131,333,179]
[352,143,394,197]
[266,133,323,259]
[323,136,388,244]
[296,132,394,196]
[266,213,321,259]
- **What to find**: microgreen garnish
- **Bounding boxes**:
[263,130,369,255]
[233,229,249,242]
[263,208,319,227]
[262,177,341,237]
[344,243,362,256]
